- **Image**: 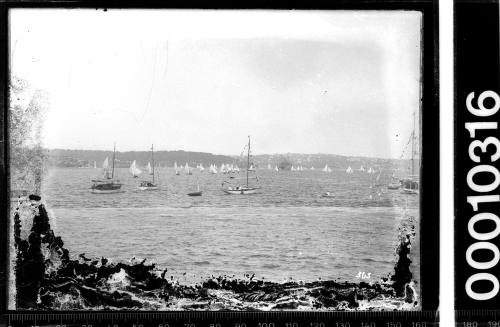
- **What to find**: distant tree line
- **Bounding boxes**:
[46,149,237,168]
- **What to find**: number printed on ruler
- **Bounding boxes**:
[465,90,500,301]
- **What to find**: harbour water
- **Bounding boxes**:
[41,167,420,285]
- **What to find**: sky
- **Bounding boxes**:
[10,9,422,158]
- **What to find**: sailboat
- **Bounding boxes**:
[387,172,400,189]
[401,112,419,195]
[222,136,259,195]
[311,166,315,171]
[291,166,296,171]
[373,169,384,187]
[174,162,180,175]
[346,166,353,174]
[199,164,205,172]
[187,183,202,196]
[94,161,97,169]
[129,160,142,178]
[139,144,159,190]
[322,164,332,173]
[275,165,279,172]
[185,162,192,175]
[359,166,365,172]
[90,144,123,194]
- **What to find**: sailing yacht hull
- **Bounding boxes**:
[223,188,258,195]
[90,188,125,194]
[401,188,418,195]
[138,186,159,191]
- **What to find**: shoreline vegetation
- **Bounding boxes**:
[13,196,418,311]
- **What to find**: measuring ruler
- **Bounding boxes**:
[3,311,438,327]
[455,310,500,327]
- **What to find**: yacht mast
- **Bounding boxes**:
[411,112,415,176]
[111,143,116,179]
[247,136,250,188]
[151,144,155,184]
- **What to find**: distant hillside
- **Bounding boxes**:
[46,149,414,172]
[250,153,413,172]
[46,149,236,168]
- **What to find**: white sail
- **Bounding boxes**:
[322,164,329,172]
[346,166,353,174]
[199,163,205,172]
[359,166,365,172]
[147,162,153,175]
[129,160,142,177]
[102,157,112,179]
[234,164,240,172]
[94,161,97,169]
[184,162,191,174]
[174,162,178,169]
[267,163,272,169]
[311,166,315,170]
[103,157,109,170]
[275,165,279,171]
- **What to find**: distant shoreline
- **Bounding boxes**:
[42,148,413,169]
[45,148,412,161]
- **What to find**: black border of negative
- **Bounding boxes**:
[0,0,440,317]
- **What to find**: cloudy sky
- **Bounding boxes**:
[10,9,422,158]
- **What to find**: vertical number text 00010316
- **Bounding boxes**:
[464,90,500,301]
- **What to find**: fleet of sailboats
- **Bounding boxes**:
[209,164,218,174]
[87,124,419,198]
